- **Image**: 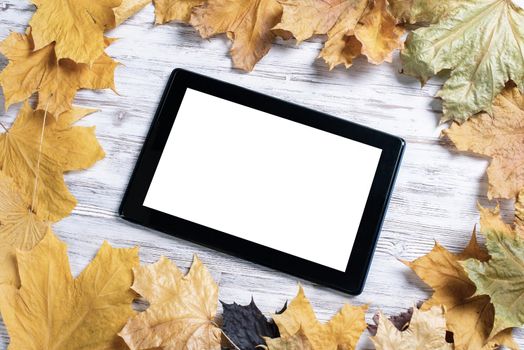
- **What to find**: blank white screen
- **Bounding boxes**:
[144,88,382,271]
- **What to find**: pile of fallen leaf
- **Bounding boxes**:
[0,0,524,348]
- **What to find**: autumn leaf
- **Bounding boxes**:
[404,230,517,350]
[443,84,524,199]
[0,32,118,117]
[270,285,367,349]
[367,307,414,335]
[0,103,105,222]
[401,0,524,122]
[190,0,283,71]
[0,171,50,287]
[353,0,404,65]
[388,0,463,24]
[462,201,524,337]
[154,0,204,24]
[274,0,403,69]
[29,0,121,65]
[263,328,313,350]
[114,0,152,26]
[0,230,138,349]
[222,299,282,349]
[370,306,452,350]
[517,189,524,237]
[119,255,222,350]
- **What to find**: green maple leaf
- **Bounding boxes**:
[401,0,524,122]
[461,198,524,338]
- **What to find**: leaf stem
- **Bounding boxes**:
[220,329,241,350]
[30,102,49,213]
[211,320,241,350]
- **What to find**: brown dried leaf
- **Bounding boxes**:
[443,84,524,199]
[274,0,403,69]
[190,0,283,71]
[404,231,517,349]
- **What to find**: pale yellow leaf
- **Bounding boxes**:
[119,255,222,350]
[0,171,49,287]
[0,103,105,221]
[370,307,453,350]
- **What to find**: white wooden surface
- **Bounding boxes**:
[1,2,522,349]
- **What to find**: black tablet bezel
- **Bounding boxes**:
[119,68,405,295]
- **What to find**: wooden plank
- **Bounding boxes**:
[0,1,521,348]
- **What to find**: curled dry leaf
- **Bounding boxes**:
[370,306,452,350]
[0,171,50,287]
[270,286,367,349]
[190,0,283,71]
[274,0,404,69]
[443,84,524,199]
[404,230,517,350]
[462,200,524,337]
[401,0,524,122]
[29,0,121,64]
[0,230,138,349]
[0,32,118,117]
[221,299,281,349]
[119,255,222,350]
[114,0,152,26]
[0,103,105,222]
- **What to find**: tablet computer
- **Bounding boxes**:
[120,68,405,295]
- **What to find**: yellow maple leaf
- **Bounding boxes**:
[0,171,50,287]
[274,0,403,69]
[114,0,151,26]
[154,0,204,24]
[114,0,152,26]
[190,0,283,71]
[443,84,524,199]
[0,230,138,349]
[271,285,367,349]
[404,231,517,350]
[29,0,121,65]
[353,0,404,65]
[0,103,105,222]
[119,255,222,350]
[370,306,452,350]
[0,32,118,117]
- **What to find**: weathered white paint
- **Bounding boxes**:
[1,2,522,348]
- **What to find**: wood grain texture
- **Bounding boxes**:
[1,2,523,348]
